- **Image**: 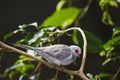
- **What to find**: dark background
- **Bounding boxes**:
[0,0,120,79]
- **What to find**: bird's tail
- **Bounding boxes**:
[15,44,37,51]
[15,44,46,57]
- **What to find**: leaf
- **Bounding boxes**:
[16,33,35,44]
[98,73,112,78]
[23,33,35,43]
[99,0,116,26]
[86,73,94,79]
[56,0,66,11]
[112,27,120,37]
[8,71,16,80]
[41,7,80,29]
[99,0,108,10]
[85,31,103,53]
[102,58,112,65]
[4,32,13,41]
[4,63,33,74]
[99,0,118,10]
[102,11,115,26]
[72,30,79,44]
[109,0,118,7]
[31,37,43,46]
[69,74,74,80]
[28,27,55,45]
[29,22,38,27]
[103,36,120,50]
[15,55,32,64]
[100,50,106,56]
[4,22,38,41]
[16,63,34,74]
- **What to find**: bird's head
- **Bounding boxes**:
[69,45,81,57]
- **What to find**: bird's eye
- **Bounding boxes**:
[75,49,79,54]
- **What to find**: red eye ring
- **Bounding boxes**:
[75,49,79,54]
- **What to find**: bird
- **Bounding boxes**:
[16,44,81,66]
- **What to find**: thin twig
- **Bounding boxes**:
[75,0,93,26]
[33,63,42,74]
[112,67,120,80]
[78,0,93,20]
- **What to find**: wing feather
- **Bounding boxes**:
[37,45,71,60]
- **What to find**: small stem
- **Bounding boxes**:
[112,67,120,80]
[75,0,93,26]
[54,70,59,79]
[33,63,42,74]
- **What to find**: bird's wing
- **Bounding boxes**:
[37,45,71,60]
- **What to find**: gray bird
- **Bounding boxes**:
[17,44,81,66]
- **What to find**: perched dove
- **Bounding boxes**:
[17,44,81,66]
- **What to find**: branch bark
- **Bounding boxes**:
[0,27,89,80]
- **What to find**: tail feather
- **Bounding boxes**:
[15,44,43,56]
[15,44,55,62]
[15,44,36,51]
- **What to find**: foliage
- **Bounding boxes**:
[1,0,120,80]
[100,27,120,65]
[41,7,81,29]
[99,0,119,26]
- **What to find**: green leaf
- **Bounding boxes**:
[112,27,120,37]
[103,36,120,50]
[99,0,118,10]
[109,0,118,7]
[27,27,55,45]
[16,63,34,74]
[72,30,79,44]
[15,55,32,64]
[4,22,38,41]
[31,37,42,46]
[85,31,103,53]
[8,71,16,80]
[99,0,109,10]
[100,50,106,56]
[4,32,13,41]
[56,0,66,11]
[16,33,34,44]
[98,73,112,78]
[42,7,80,29]
[102,58,112,65]
[102,11,115,26]
[69,74,74,80]
[22,33,34,43]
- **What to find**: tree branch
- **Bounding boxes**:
[0,27,88,80]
